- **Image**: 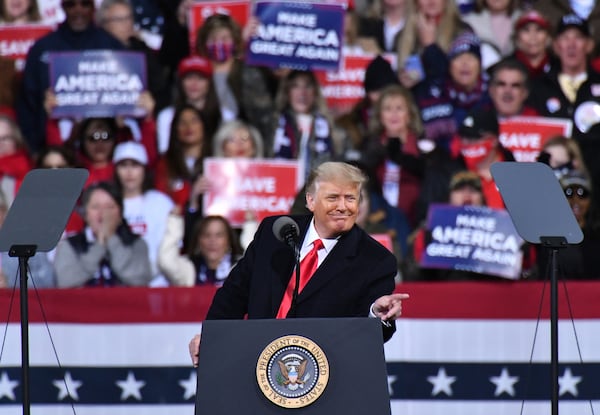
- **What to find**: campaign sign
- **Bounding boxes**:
[48,50,147,119]
[188,0,250,52]
[421,204,523,280]
[0,24,53,70]
[499,116,572,162]
[247,1,344,71]
[370,233,393,253]
[203,158,300,227]
[315,53,373,116]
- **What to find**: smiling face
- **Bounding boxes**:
[306,179,360,238]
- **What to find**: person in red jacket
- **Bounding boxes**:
[66,117,118,188]
[154,104,211,211]
[0,114,32,205]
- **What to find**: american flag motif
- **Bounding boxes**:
[0,282,598,414]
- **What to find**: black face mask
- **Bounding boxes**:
[537,151,574,179]
[552,161,575,179]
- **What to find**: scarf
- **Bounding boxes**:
[447,77,487,110]
[515,50,551,80]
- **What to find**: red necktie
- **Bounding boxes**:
[276,239,323,318]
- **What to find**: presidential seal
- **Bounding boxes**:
[256,335,329,409]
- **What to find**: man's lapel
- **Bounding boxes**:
[297,225,361,302]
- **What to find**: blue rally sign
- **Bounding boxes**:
[247,1,344,71]
[48,50,147,119]
[421,204,524,279]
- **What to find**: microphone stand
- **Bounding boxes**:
[288,243,301,318]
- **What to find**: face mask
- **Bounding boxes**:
[461,137,496,171]
[552,161,574,179]
[206,41,234,63]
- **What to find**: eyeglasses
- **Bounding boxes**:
[564,186,589,199]
[87,131,113,141]
[62,0,94,9]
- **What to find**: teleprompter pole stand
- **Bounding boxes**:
[491,162,583,415]
[0,168,89,415]
[541,236,567,415]
[9,244,37,415]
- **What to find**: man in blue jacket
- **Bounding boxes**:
[17,0,123,156]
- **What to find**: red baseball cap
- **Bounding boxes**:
[177,55,213,78]
[515,10,551,32]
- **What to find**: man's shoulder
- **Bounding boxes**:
[29,24,121,53]
[357,226,395,252]
[29,28,62,52]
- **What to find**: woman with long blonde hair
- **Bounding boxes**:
[397,0,471,87]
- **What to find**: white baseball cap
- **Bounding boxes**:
[113,141,148,165]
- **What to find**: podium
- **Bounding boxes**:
[195,318,391,414]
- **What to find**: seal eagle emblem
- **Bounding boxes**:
[256,335,329,408]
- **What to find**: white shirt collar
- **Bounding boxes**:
[301,218,339,257]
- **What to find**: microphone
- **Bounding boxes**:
[272,216,301,318]
[272,216,300,251]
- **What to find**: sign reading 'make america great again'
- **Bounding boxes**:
[48,50,147,119]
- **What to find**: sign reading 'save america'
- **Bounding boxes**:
[203,158,300,227]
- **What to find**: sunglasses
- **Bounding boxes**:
[62,0,94,9]
[87,131,113,141]
[564,186,589,199]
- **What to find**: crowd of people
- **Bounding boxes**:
[0,0,599,289]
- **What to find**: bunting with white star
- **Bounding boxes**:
[0,284,598,415]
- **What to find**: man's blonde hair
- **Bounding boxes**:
[305,162,367,196]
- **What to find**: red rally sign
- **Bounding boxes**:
[499,116,572,162]
[0,24,53,70]
[315,53,375,116]
[203,158,300,227]
[188,0,250,53]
